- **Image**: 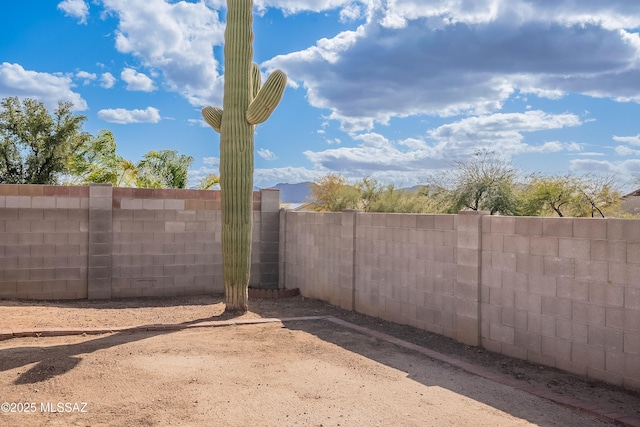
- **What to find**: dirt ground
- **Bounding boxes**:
[0,295,638,426]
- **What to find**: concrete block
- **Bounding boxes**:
[543,218,573,237]
[607,219,640,242]
[573,218,607,240]
[515,217,543,236]
[529,274,556,297]
[530,236,558,256]
[489,216,515,235]
[6,196,31,208]
[605,307,624,329]
[31,196,56,209]
[629,242,640,264]
[558,238,591,260]
[572,342,605,370]
[572,321,589,343]
[489,323,515,345]
[501,273,525,294]
[515,253,544,276]
[588,325,624,351]
[606,349,626,375]
[434,215,455,230]
[609,262,640,286]
[572,301,605,326]
[455,315,480,346]
[416,215,435,229]
[541,335,571,360]
[626,287,640,310]
[575,260,608,282]
[56,197,81,209]
[556,278,588,301]
[589,282,624,307]
[160,199,184,210]
[503,234,529,254]
[624,331,640,355]
[541,314,556,337]
[543,256,575,278]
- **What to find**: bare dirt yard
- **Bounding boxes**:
[1,295,639,426]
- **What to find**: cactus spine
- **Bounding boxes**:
[202,0,286,312]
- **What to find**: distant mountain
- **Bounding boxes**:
[264,182,427,204]
[267,182,312,203]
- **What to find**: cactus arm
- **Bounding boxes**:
[246,69,287,125]
[251,62,261,100]
[202,106,223,133]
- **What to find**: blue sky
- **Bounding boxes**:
[2,0,640,191]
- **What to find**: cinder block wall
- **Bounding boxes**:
[281,210,640,390]
[280,211,354,309]
[354,213,460,340]
[0,184,280,300]
[481,216,640,390]
[0,185,90,299]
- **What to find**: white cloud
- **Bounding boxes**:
[57,0,89,24]
[615,146,640,157]
[102,0,224,105]
[613,134,640,146]
[0,62,87,111]
[264,1,640,131]
[76,71,96,85]
[303,111,583,179]
[253,0,361,15]
[570,158,640,188]
[97,106,161,124]
[120,68,156,92]
[203,157,220,167]
[258,148,278,161]
[100,72,116,89]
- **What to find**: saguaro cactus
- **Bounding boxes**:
[202,0,286,312]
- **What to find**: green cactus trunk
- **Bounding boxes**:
[220,0,253,312]
[202,0,286,313]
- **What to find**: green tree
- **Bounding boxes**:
[198,173,220,190]
[433,151,521,215]
[574,174,621,218]
[136,150,194,189]
[66,130,139,187]
[308,173,360,212]
[521,175,575,217]
[0,97,90,184]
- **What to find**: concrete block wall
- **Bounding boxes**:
[482,216,640,390]
[353,213,460,340]
[281,210,640,391]
[280,210,355,310]
[0,184,280,300]
[0,185,89,299]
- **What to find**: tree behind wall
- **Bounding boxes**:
[0,97,90,184]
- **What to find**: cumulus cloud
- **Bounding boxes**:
[100,72,117,89]
[613,134,640,146]
[303,111,583,177]
[264,1,640,132]
[120,68,156,92]
[257,148,278,161]
[0,62,87,110]
[102,0,224,105]
[570,159,640,184]
[97,106,161,124]
[57,0,89,24]
[76,71,96,85]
